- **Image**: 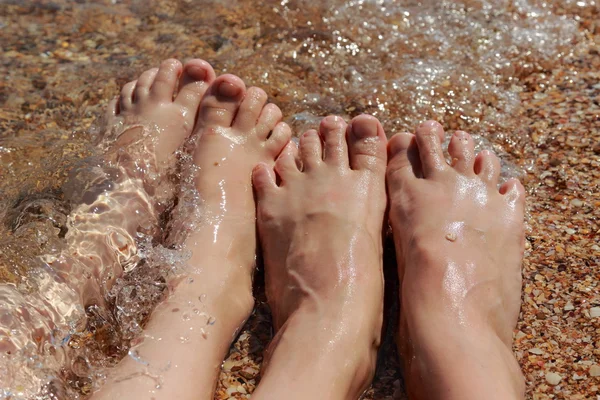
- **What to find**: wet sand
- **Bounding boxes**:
[1,1,599,399]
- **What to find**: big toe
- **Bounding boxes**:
[175,59,216,112]
[197,74,246,128]
[346,114,387,174]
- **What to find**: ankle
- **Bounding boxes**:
[402,324,524,400]
[256,306,379,400]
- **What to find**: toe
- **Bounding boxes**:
[233,87,268,131]
[274,141,301,183]
[150,58,183,101]
[299,129,323,171]
[198,74,246,128]
[448,131,475,174]
[474,150,501,186]
[266,122,292,156]
[414,120,447,177]
[257,103,283,139]
[499,178,526,208]
[175,59,216,111]
[347,114,387,173]
[319,116,348,167]
[386,132,418,190]
[252,163,278,198]
[120,80,136,110]
[134,68,159,102]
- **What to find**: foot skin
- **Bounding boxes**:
[91,75,291,400]
[104,59,215,206]
[386,121,526,400]
[251,115,388,400]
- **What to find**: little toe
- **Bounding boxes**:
[233,87,268,131]
[175,59,215,111]
[198,74,246,128]
[299,129,323,171]
[253,163,278,199]
[319,116,348,167]
[150,58,183,101]
[120,80,137,110]
[448,131,475,174]
[347,114,387,173]
[499,178,526,208]
[134,68,159,102]
[414,120,447,177]
[265,122,292,156]
[274,141,301,183]
[386,132,418,190]
[474,150,501,186]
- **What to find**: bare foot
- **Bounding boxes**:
[103,58,216,207]
[91,75,292,400]
[386,121,526,400]
[251,115,388,400]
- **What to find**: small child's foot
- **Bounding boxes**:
[104,59,215,207]
[91,76,292,400]
[251,115,388,400]
[188,74,292,269]
[386,121,526,400]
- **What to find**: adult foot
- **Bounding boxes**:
[251,115,388,400]
[104,59,215,205]
[92,76,291,400]
[184,74,292,268]
[386,121,526,400]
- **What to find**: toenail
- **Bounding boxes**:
[187,65,207,81]
[218,81,241,97]
[351,118,379,139]
[454,131,468,140]
[322,115,344,129]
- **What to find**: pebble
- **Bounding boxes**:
[545,372,562,386]
[564,302,574,311]
[590,365,600,377]
[570,199,583,207]
[590,307,600,318]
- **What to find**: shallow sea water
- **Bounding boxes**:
[0,0,599,399]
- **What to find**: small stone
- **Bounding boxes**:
[590,365,600,377]
[573,372,586,380]
[529,348,544,355]
[545,372,562,385]
[564,301,575,311]
[590,307,600,318]
[445,232,457,242]
[570,198,583,207]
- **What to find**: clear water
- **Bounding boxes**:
[0,0,596,398]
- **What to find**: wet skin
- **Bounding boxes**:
[93,60,525,400]
[387,121,526,400]
[93,66,291,400]
[251,115,388,400]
